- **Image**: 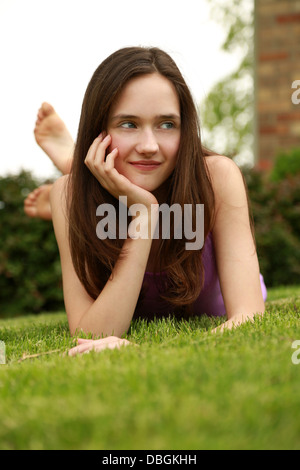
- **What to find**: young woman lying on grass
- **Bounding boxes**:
[25,47,267,355]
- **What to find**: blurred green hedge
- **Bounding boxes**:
[0,171,64,317]
[270,148,300,183]
[0,152,300,317]
[244,168,300,287]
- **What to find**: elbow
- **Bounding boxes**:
[66,303,133,339]
[68,317,130,339]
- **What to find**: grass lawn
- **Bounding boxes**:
[0,285,300,450]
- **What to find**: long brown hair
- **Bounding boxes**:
[67,47,216,311]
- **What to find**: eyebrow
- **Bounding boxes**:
[111,113,181,122]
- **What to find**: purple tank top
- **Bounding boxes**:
[133,232,267,319]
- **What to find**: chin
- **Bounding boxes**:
[136,182,159,192]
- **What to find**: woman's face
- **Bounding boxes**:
[107,73,181,193]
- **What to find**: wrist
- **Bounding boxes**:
[128,203,159,240]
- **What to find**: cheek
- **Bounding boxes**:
[166,137,180,162]
[108,134,130,158]
[108,135,130,174]
[108,135,119,153]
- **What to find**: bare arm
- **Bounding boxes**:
[50,176,157,337]
[50,132,159,338]
[207,156,265,332]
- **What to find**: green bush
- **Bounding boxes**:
[270,147,300,182]
[0,171,64,317]
[243,167,300,287]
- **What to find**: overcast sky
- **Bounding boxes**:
[0,0,242,179]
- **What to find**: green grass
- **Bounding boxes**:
[0,286,300,450]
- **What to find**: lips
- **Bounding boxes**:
[129,160,161,171]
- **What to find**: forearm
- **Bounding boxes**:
[74,236,153,338]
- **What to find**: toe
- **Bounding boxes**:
[24,204,37,217]
[41,102,55,117]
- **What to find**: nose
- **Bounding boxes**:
[136,129,159,155]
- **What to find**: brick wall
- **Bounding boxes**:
[255,0,300,169]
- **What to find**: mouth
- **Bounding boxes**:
[129,160,162,171]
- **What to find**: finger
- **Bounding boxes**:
[85,135,112,177]
[77,338,94,344]
[94,134,112,165]
[104,147,119,170]
[84,133,110,170]
[68,342,94,356]
[84,134,104,165]
[106,339,132,350]
[68,339,133,356]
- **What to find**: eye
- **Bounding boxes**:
[160,122,175,130]
[120,122,136,129]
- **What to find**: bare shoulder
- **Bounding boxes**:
[204,154,241,181]
[204,155,247,208]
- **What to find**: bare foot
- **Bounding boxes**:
[24,185,53,220]
[34,102,74,175]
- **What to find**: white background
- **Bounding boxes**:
[0,0,241,179]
